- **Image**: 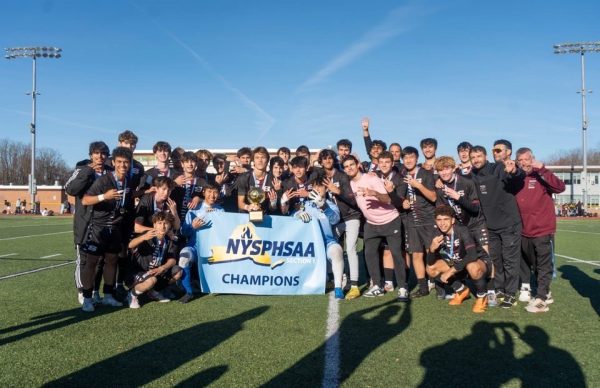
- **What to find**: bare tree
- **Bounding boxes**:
[0,139,70,185]
[546,144,600,165]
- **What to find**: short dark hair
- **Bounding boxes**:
[152,210,175,225]
[401,146,419,158]
[420,138,438,149]
[213,153,227,165]
[153,176,173,189]
[434,204,455,218]
[470,145,487,155]
[377,151,394,161]
[296,145,310,156]
[181,151,197,163]
[371,140,387,151]
[493,139,512,151]
[112,147,133,161]
[153,141,171,154]
[203,183,219,193]
[277,147,291,157]
[336,139,352,150]
[389,142,402,152]
[456,141,472,152]
[89,141,109,156]
[318,149,337,163]
[252,146,270,163]
[290,156,309,168]
[118,130,138,145]
[308,169,327,186]
[237,147,252,158]
[269,156,285,171]
[341,154,359,166]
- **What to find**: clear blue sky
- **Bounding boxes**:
[2,0,600,166]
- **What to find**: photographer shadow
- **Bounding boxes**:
[559,264,600,317]
[44,306,268,387]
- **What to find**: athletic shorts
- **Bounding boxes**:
[127,265,182,288]
[406,224,436,253]
[80,224,123,255]
[469,223,489,249]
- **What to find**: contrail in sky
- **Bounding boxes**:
[298,3,432,91]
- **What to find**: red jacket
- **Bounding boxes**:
[514,166,565,238]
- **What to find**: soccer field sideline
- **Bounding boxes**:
[0,216,599,386]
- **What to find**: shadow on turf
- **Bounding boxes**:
[419,322,585,387]
[560,264,600,317]
[263,299,411,386]
[0,306,120,347]
[43,306,268,387]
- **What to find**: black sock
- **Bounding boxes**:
[82,289,93,298]
[451,280,463,292]
[384,268,394,283]
[350,280,358,286]
[103,284,114,296]
[473,276,487,297]
[418,278,427,291]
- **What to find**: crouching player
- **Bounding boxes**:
[293,174,344,299]
[126,211,182,309]
[179,184,224,303]
[426,205,491,313]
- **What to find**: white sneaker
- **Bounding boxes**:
[102,294,123,307]
[546,292,554,304]
[127,292,140,309]
[428,280,436,292]
[525,297,549,313]
[82,297,95,312]
[384,282,394,293]
[519,288,531,302]
[78,292,84,305]
[92,291,102,305]
[363,285,385,297]
[397,287,409,302]
[148,289,170,303]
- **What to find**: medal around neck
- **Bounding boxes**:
[247,187,266,223]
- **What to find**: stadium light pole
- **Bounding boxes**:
[554,41,600,212]
[4,47,62,211]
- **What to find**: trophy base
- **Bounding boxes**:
[249,210,264,223]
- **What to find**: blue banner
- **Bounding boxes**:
[196,213,327,295]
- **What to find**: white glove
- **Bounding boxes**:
[308,189,325,208]
[295,211,312,223]
[281,192,289,206]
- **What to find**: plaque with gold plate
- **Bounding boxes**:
[247,187,266,223]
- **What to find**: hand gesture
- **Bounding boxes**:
[174,175,186,186]
[430,235,444,252]
[215,172,228,185]
[443,186,460,200]
[403,175,420,188]
[166,198,178,215]
[188,196,201,209]
[308,189,325,207]
[531,159,544,169]
[361,117,370,131]
[383,180,395,193]
[295,211,312,223]
[323,177,339,195]
[192,217,205,230]
[144,229,157,240]
[105,188,123,201]
[272,176,282,191]
[503,159,517,174]
[402,199,411,209]
[435,178,444,189]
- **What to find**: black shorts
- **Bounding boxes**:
[127,265,182,289]
[406,224,436,253]
[469,223,489,248]
[80,224,123,255]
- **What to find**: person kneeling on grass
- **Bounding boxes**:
[426,205,492,313]
[292,173,344,299]
[179,184,224,304]
[126,211,182,309]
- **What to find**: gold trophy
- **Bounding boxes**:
[247,187,266,223]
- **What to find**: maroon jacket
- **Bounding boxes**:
[513,166,565,238]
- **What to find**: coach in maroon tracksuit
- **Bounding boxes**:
[512,147,565,313]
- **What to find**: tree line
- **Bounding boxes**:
[546,144,600,166]
[0,138,71,186]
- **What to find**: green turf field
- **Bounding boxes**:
[0,216,598,387]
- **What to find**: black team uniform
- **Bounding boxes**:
[426,224,492,297]
[281,175,313,214]
[127,235,181,291]
[403,166,436,295]
[171,176,206,222]
[236,170,281,214]
[80,171,135,300]
[436,174,489,249]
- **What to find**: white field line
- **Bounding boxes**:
[0,260,75,281]
[0,253,18,258]
[0,231,70,241]
[0,223,70,229]
[40,254,62,259]
[322,292,340,388]
[557,229,600,235]
[556,254,600,267]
